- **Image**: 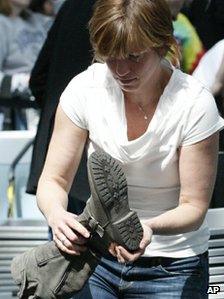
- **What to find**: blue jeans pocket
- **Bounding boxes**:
[156,253,206,277]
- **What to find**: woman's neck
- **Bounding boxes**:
[124,64,172,107]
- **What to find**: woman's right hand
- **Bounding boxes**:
[48,207,90,255]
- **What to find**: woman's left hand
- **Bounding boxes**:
[109,223,152,263]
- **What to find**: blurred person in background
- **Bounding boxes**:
[0,0,52,130]
[26,0,95,225]
[182,0,224,51]
[51,0,64,14]
[193,40,224,150]
[193,40,224,100]
[211,53,224,101]
[29,0,54,16]
[166,0,204,74]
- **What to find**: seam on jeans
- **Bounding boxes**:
[118,263,126,290]
[157,264,202,277]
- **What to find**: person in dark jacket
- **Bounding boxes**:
[27,0,95,215]
[182,0,224,50]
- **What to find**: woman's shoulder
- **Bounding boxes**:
[166,69,220,139]
[164,68,216,117]
[172,68,210,100]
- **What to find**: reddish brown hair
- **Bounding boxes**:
[89,0,180,64]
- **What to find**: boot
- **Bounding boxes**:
[84,149,143,251]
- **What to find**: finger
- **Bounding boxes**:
[54,237,82,256]
[56,221,89,245]
[62,227,89,245]
[115,247,125,263]
[66,217,90,239]
[139,224,152,249]
[54,232,87,252]
[139,236,151,250]
[108,243,117,257]
[117,246,142,263]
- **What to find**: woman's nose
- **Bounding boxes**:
[115,60,130,77]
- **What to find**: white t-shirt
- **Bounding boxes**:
[60,63,224,258]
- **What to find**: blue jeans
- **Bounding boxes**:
[73,251,209,299]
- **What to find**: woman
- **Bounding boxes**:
[37,0,224,298]
[0,0,51,129]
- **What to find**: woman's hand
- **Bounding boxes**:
[48,207,90,255]
[109,223,152,263]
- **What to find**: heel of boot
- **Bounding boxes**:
[114,211,143,251]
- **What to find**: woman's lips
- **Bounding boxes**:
[116,77,138,85]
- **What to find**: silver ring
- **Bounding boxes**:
[61,237,66,246]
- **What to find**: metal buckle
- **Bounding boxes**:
[88,217,105,238]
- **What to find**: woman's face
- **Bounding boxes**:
[106,48,162,93]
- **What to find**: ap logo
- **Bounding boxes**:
[207,286,221,294]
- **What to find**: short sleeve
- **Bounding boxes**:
[181,88,224,146]
[59,76,87,130]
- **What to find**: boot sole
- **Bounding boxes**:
[88,150,143,251]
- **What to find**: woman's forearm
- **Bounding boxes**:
[144,202,207,235]
[147,134,218,235]
[36,106,88,223]
[36,176,69,222]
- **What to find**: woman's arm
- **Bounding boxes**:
[114,132,219,263]
[37,105,90,255]
[145,132,219,234]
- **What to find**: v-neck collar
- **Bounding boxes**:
[119,67,177,145]
[104,64,178,162]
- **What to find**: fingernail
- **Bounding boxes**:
[85,231,90,238]
[139,242,144,248]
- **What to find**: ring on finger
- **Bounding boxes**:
[61,237,67,246]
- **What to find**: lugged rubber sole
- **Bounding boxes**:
[88,150,143,251]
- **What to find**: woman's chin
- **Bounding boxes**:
[117,79,140,92]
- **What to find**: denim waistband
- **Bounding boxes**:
[103,251,208,268]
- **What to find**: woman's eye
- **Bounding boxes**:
[128,54,141,62]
